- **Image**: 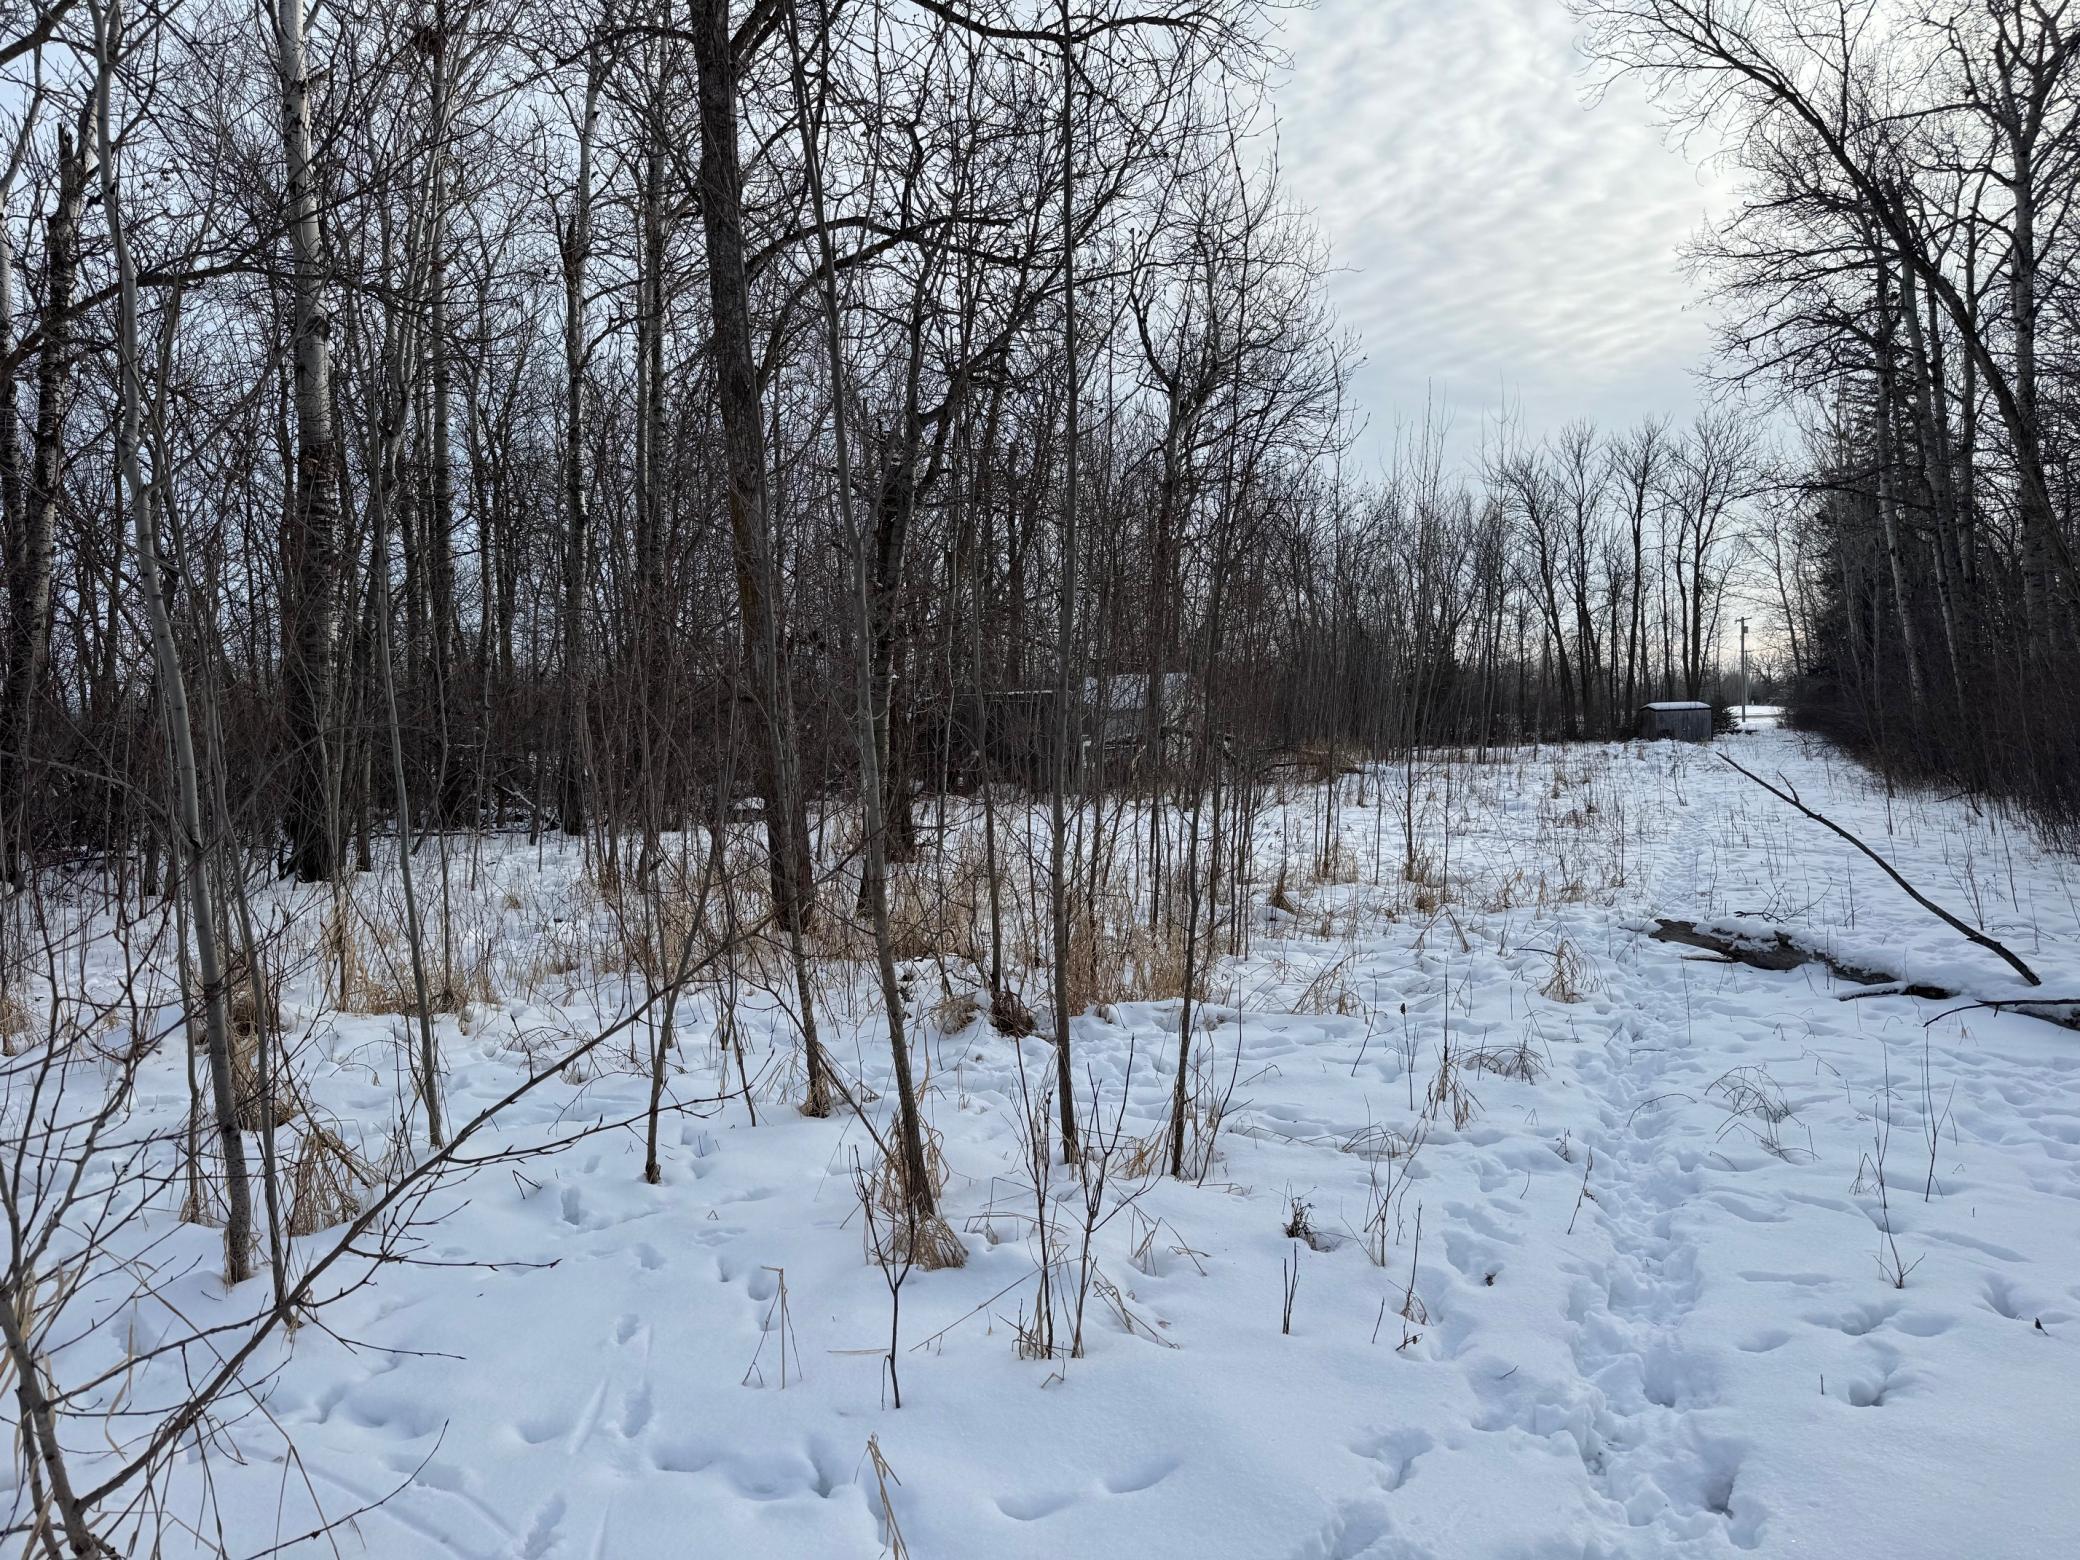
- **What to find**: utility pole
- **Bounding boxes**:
[1739,617,1749,732]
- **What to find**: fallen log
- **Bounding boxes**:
[1646,918,2080,1033]
[1647,918,1937,990]
[1648,918,1813,975]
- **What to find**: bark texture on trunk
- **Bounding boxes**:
[278,0,342,882]
[689,0,830,1112]
[0,123,84,879]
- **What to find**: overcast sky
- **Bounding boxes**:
[1268,0,1726,469]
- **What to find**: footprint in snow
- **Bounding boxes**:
[996,1488,1078,1521]
[1102,1455,1180,1495]
[1441,1227,1507,1287]
[1350,1427,1432,1493]
[1841,1355,1912,1409]
[518,1493,566,1560]
[1808,1298,1898,1337]
[620,1381,653,1438]
[1292,1500,1433,1560]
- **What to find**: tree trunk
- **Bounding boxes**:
[688,0,832,1112]
[92,38,254,1288]
[558,50,600,837]
[0,122,83,881]
[424,16,462,820]
[1047,0,1082,1163]
[277,0,343,882]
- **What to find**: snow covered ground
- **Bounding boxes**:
[1730,705,1784,733]
[11,730,2080,1558]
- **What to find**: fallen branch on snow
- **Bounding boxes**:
[1715,752,2043,987]
[1646,918,2080,1033]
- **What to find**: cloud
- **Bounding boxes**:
[1267,0,1726,465]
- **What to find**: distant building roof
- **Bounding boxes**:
[1085,672,1191,712]
[1641,701,1711,711]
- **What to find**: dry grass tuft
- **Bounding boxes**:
[1425,1039,1481,1129]
[1464,1038,1544,1083]
[329,895,494,1017]
[988,986,1038,1038]
[871,1126,951,1220]
[931,986,983,1035]
[859,1127,968,1271]
[1295,742,1359,783]
[865,1435,911,1559]
[886,866,963,963]
[1293,952,1359,1016]
[1311,838,1360,885]
[1539,940,1596,1003]
[287,1125,375,1236]
[1482,870,1527,913]
[882,1209,968,1271]
[318,897,365,1009]
[1117,1126,1172,1178]
[189,951,300,1131]
[1283,1196,1338,1252]
[1063,907,1199,1014]
[0,987,33,1056]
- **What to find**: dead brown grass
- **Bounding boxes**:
[1464,1038,1544,1082]
[1062,907,1201,1013]
[863,1130,967,1271]
[931,986,983,1035]
[1292,952,1360,1016]
[186,951,300,1131]
[287,1124,375,1236]
[988,986,1038,1038]
[0,987,32,1056]
[1539,940,1596,1003]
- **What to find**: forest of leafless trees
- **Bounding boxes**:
[0,0,1785,938]
[16,0,2074,1549]
[1576,0,2080,843]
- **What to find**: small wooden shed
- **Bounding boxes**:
[1083,671,1195,759]
[1637,701,1713,742]
[918,689,1057,791]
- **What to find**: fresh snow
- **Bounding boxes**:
[12,730,2080,1558]
[1731,705,1785,734]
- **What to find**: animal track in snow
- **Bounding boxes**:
[514,1411,567,1447]
[651,1436,717,1475]
[517,1493,566,1560]
[620,1382,653,1438]
[1291,1499,1431,1560]
[1841,1357,1911,1409]
[1808,1299,1898,1336]
[1351,1427,1433,1493]
[995,1488,1079,1521]
[1103,1455,1180,1495]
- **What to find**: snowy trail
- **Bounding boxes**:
[15,733,2080,1558]
[1560,955,1750,1553]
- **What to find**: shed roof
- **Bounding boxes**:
[1641,701,1711,711]
[1084,672,1191,712]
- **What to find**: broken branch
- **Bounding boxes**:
[1716,753,2041,987]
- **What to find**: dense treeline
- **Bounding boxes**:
[1577,0,2080,840]
[0,0,1773,901]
